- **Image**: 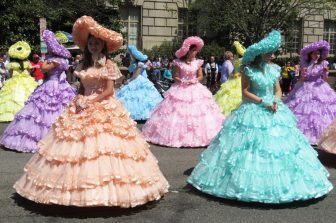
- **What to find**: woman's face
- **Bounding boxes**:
[261,52,274,62]
[87,36,104,54]
[187,46,198,59]
[310,50,321,61]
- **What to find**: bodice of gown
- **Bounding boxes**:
[173,59,203,80]
[243,63,280,99]
[46,57,69,81]
[302,60,328,82]
[76,60,122,96]
[128,61,148,78]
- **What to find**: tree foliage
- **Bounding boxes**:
[0,0,123,53]
[191,0,331,46]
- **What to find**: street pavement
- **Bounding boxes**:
[1,122,336,223]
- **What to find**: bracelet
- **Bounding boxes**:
[260,97,273,107]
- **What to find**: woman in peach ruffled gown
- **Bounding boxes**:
[13,16,169,207]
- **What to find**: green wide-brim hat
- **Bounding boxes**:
[242,30,281,65]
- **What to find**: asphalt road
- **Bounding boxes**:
[1,122,336,223]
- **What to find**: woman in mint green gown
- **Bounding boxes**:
[187,30,332,203]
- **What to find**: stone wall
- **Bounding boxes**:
[141,0,181,49]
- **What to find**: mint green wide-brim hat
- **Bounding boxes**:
[242,30,281,65]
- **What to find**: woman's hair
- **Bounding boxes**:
[82,34,109,69]
[308,49,323,64]
[250,55,263,68]
[224,51,233,60]
[180,44,197,62]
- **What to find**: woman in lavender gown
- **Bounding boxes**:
[285,40,336,144]
[0,30,76,153]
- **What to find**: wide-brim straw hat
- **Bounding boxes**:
[43,30,71,58]
[175,36,204,59]
[242,30,281,65]
[128,45,148,61]
[300,40,330,62]
[72,15,123,53]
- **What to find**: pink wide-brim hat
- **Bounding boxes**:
[300,40,330,62]
[175,36,204,59]
[72,16,123,53]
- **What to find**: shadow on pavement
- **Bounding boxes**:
[316,149,336,169]
[12,193,161,218]
[182,182,327,210]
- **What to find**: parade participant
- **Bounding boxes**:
[0,30,76,153]
[116,45,162,120]
[31,53,44,85]
[14,16,169,207]
[214,41,245,115]
[188,30,332,203]
[142,36,224,148]
[0,41,38,122]
[285,40,336,144]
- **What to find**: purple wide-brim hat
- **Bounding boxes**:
[300,40,330,62]
[43,30,71,58]
[175,36,204,59]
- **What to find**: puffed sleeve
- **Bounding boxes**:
[196,59,204,69]
[48,57,69,71]
[102,59,122,80]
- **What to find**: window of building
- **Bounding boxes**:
[324,20,336,55]
[120,7,140,47]
[178,9,197,40]
[283,20,302,55]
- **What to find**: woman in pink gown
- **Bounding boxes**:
[13,16,169,208]
[142,36,225,148]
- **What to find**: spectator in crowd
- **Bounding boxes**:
[0,52,9,80]
[204,55,219,93]
[31,53,44,85]
[220,51,234,84]
[292,63,300,89]
[163,60,174,81]
[152,57,162,82]
[281,61,294,96]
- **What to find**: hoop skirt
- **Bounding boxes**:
[142,59,224,148]
[285,61,336,144]
[14,60,169,207]
[0,62,38,122]
[214,75,242,116]
[117,74,162,120]
[188,64,332,203]
[317,119,336,154]
[0,58,76,153]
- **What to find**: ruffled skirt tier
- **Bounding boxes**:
[0,77,76,152]
[188,101,332,203]
[285,79,336,144]
[14,96,169,207]
[116,75,162,120]
[142,82,225,148]
[0,73,37,122]
[214,76,242,116]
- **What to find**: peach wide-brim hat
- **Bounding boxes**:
[72,15,123,53]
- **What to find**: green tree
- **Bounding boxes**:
[191,0,331,46]
[0,0,123,53]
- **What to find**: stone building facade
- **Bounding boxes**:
[119,0,190,50]
[120,1,336,57]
